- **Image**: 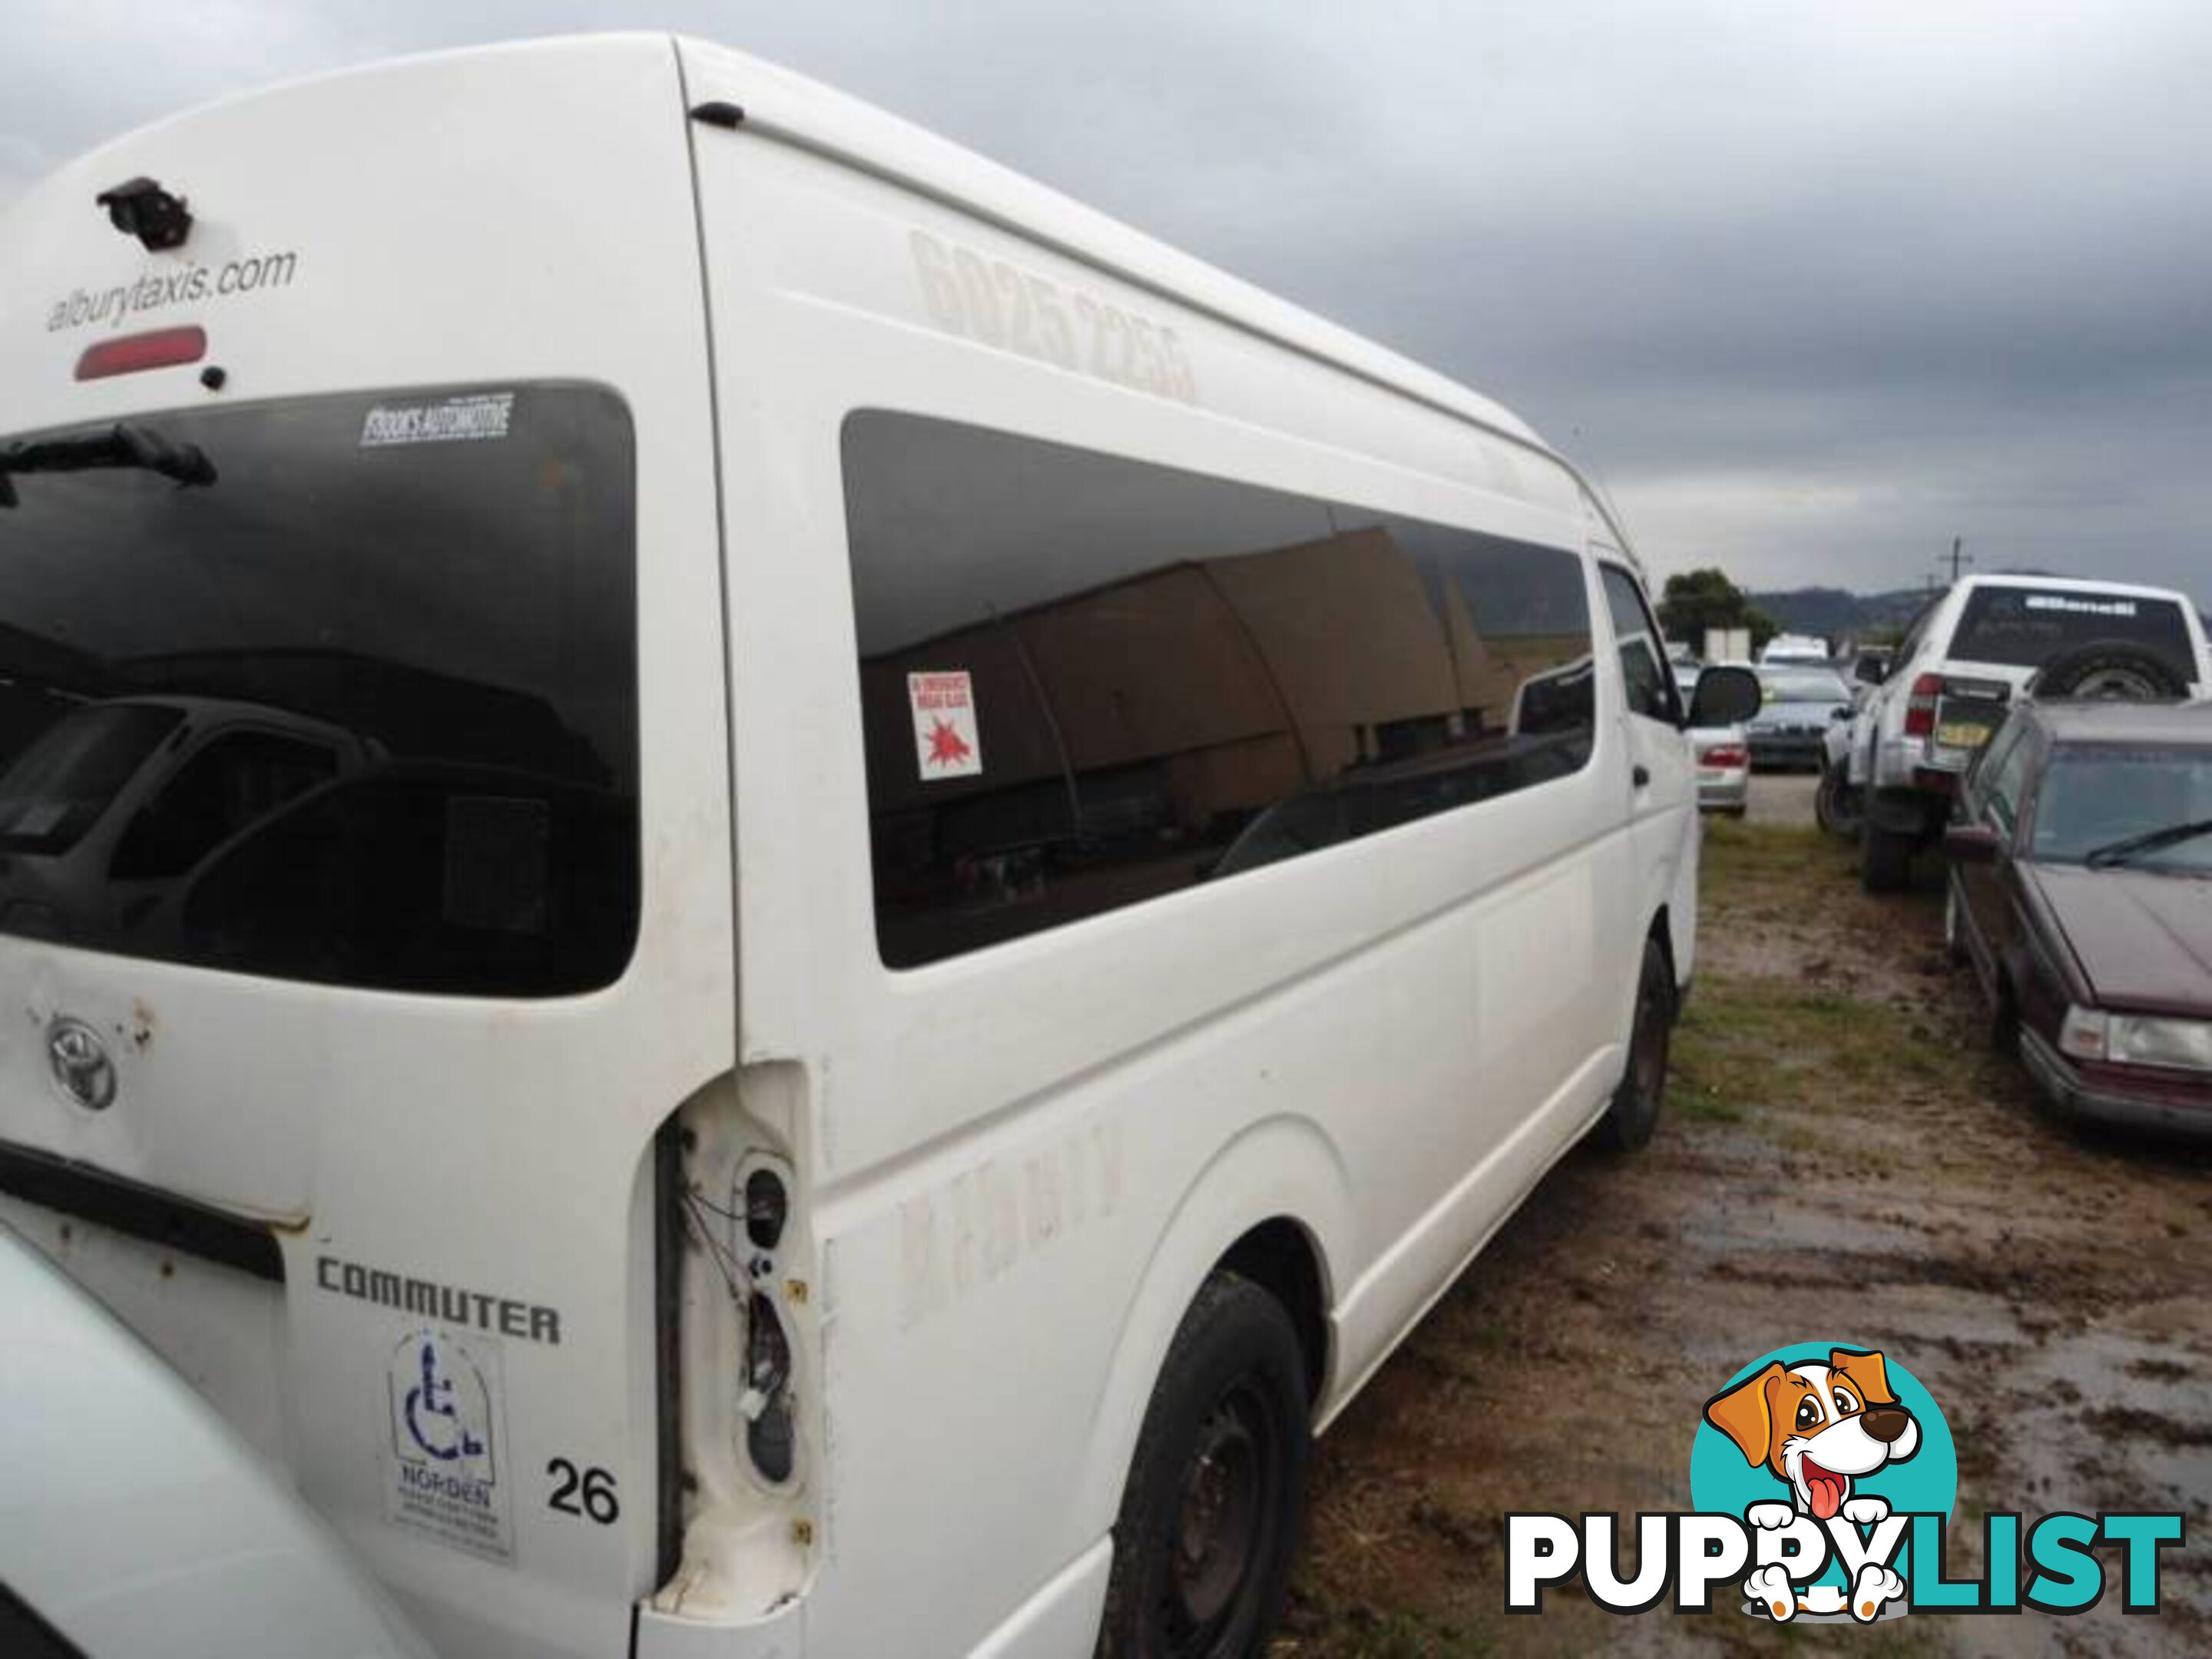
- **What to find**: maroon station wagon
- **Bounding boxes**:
[1945,700,2212,1134]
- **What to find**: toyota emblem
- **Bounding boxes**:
[47,1018,117,1112]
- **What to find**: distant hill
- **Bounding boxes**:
[1750,585,1939,644]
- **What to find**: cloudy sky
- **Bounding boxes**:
[5,1,2207,603]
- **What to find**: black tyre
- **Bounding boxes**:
[1989,976,2020,1058]
[1815,760,1863,839]
[2027,639,2190,702]
[1596,935,1674,1152]
[1942,884,1969,967]
[1860,823,1913,892]
[1098,1273,1310,1659]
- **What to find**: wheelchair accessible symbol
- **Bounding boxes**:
[388,1330,498,1482]
[382,1328,512,1561]
[405,1336,485,1461]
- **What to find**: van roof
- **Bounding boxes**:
[16,33,1637,563]
[667,38,1654,559]
[671,37,1548,447]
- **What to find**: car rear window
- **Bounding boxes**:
[0,384,637,996]
[1758,671,1849,703]
[1949,588,2194,670]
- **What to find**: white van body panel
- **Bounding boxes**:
[0,35,1699,1658]
[0,35,733,1659]
[676,36,1689,1656]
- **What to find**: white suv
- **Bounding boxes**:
[1846,574,2211,889]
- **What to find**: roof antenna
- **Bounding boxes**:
[94,177,193,251]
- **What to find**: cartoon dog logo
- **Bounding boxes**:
[1703,1347,1919,1621]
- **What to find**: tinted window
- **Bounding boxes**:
[1950,588,2194,670]
[843,412,1596,967]
[1600,565,1676,723]
[111,729,339,880]
[0,385,637,995]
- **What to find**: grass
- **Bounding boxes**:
[1697,814,1856,907]
[1671,976,1972,1124]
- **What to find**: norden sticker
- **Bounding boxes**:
[361,392,515,449]
[909,670,983,780]
[383,1327,514,1563]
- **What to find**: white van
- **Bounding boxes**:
[0,35,1757,1659]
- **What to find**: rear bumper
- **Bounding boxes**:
[1696,770,1749,812]
[2019,1027,2212,1137]
[1747,731,1823,769]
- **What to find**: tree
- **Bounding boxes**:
[1657,568,1777,655]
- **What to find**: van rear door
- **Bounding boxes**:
[0,37,733,1659]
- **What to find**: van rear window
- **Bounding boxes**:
[1950,588,2194,670]
[842,411,1598,968]
[0,385,637,996]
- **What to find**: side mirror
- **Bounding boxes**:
[1943,822,2002,866]
[1854,653,1889,687]
[1684,664,1760,728]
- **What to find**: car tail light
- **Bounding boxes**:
[1700,743,1748,768]
[74,326,207,381]
[1901,672,1944,740]
[2058,1005,2108,1061]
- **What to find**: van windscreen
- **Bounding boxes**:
[0,385,638,996]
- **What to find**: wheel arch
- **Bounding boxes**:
[1075,1114,1352,1532]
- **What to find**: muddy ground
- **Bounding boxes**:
[1277,777,2210,1657]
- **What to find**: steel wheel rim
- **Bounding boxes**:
[1167,1383,1270,1644]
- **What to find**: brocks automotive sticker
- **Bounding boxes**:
[360,392,515,449]
[909,670,982,780]
[384,1327,515,1564]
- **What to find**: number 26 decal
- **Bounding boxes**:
[547,1457,620,1525]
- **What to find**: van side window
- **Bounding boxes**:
[1599,565,1677,723]
[841,411,1598,967]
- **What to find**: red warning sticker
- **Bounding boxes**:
[909,671,982,780]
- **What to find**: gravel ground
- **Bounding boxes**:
[1277,795,2210,1657]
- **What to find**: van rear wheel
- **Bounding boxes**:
[1098,1273,1309,1659]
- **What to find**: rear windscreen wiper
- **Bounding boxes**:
[0,421,217,508]
[2085,816,2212,869]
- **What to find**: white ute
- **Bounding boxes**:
[0,35,1761,1659]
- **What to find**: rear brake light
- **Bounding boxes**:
[1902,672,1944,740]
[1699,743,1748,768]
[73,326,207,381]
